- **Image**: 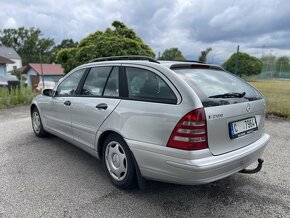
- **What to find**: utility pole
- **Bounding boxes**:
[234,45,240,76]
[265,49,273,79]
[39,53,45,90]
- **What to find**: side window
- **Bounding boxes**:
[81,67,112,96]
[56,69,85,96]
[126,67,177,104]
[103,67,119,97]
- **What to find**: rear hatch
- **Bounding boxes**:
[204,100,265,155]
[172,65,265,155]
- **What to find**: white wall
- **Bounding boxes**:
[6,59,22,72]
[0,64,6,76]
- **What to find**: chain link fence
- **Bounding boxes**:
[241,55,290,80]
[255,59,290,79]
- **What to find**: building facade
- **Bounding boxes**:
[0,46,22,72]
[21,63,64,90]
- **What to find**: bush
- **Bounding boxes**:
[0,86,36,109]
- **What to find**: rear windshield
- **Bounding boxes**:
[173,68,263,107]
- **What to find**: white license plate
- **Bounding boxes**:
[229,117,258,139]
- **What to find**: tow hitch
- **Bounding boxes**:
[239,158,264,174]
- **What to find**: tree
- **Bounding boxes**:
[276,56,290,72]
[50,39,78,63]
[0,27,55,64]
[223,52,262,76]
[56,39,78,50]
[56,21,155,73]
[159,48,185,61]
[198,47,212,63]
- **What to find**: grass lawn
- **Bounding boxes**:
[248,80,290,118]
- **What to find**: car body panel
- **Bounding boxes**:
[98,99,192,146]
[33,95,73,139]
[128,133,270,185]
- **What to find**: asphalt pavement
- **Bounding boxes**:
[0,106,289,218]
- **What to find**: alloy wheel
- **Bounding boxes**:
[105,141,128,181]
[32,112,41,134]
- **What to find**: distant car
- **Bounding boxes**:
[36,81,56,92]
[0,73,19,88]
[30,56,270,189]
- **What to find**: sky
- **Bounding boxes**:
[0,0,290,63]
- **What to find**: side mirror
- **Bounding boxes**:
[42,89,53,97]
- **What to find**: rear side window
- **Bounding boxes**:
[126,67,177,104]
[81,67,112,96]
[174,68,263,107]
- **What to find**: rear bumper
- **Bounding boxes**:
[126,133,270,185]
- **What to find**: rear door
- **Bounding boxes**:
[112,65,183,146]
[70,66,121,149]
[173,67,265,155]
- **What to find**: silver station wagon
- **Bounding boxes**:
[31,56,270,189]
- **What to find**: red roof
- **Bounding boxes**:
[21,63,64,75]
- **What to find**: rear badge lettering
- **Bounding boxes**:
[208,114,223,119]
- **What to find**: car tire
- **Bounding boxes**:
[31,107,48,137]
[102,134,136,189]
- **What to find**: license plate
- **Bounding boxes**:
[229,117,258,139]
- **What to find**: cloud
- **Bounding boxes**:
[0,0,290,63]
[3,17,17,29]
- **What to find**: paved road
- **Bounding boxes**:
[0,106,289,218]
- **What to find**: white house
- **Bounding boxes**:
[0,56,18,87]
[0,46,22,72]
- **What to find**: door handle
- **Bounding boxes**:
[64,100,71,106]
[96,103,108,110]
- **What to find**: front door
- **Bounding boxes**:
[45,69,86,139]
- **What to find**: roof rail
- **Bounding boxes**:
[86,56,160,64]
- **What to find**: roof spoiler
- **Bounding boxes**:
[170,63,224,71]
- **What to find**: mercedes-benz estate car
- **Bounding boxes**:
[30,56,270,189]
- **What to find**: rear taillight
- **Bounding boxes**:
[167,108,208,150]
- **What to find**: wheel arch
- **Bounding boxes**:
[30,103,38,115]
[97,130,125,159]
[97,129,146,189]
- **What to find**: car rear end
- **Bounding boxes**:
[131,62,270,185]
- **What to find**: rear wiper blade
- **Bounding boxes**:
[208,92,246,99]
